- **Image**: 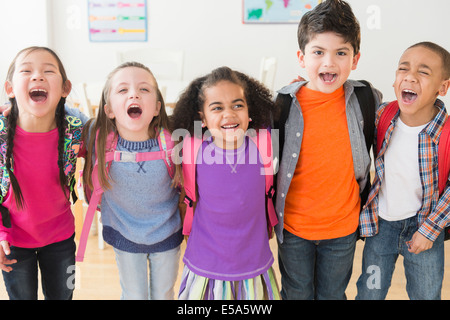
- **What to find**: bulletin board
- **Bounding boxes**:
[88,0,148,42]
[243,0,322,24]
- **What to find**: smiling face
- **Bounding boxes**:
[393,46,450,126]
[199,80,250,150]
[5,49,71,131]
[298,31,360,94]
[105,66,161,141]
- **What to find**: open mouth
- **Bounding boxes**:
[127,104,142,119]
[29,89,48,103]
[402,89,418,103]
[319,73,337,83]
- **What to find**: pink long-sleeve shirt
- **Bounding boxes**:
[0,126,74,248]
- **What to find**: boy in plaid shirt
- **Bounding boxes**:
[357,42,450,300]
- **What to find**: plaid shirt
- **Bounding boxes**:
[359,99,450,241]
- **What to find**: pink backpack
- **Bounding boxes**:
[181,129,278,237]
[76,128,175,262]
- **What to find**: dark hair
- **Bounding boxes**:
[170,66,275,137]
[5,46,69,209]
[82,61,169,191]
[297,0,361,55]
[407,42,450,80]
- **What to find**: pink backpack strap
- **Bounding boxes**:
[76,131,117,262]
[249,129,278,233]
[376,101,399,154]
[77,129,175,261]
[157,128,175,179]
[181,135,202,235]
[438,119,450,195]
[181,131,278,237]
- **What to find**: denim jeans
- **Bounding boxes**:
[356,216,444,300]
[1,234,76,300]
[114,245,180,300]
[278,229,357,300]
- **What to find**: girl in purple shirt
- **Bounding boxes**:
[171,67,280,300]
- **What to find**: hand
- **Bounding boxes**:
[0,240,16,272]
[290,75,306,84]
[0,102,12,117]
[407,231,433,254]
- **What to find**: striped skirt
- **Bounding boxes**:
[178,265,281,300]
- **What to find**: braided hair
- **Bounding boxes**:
[4,46,70,209]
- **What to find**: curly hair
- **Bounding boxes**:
[170,66,276,138]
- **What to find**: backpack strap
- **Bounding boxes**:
[354,80,376,155]
[376,101,399,154]
[274,93,293,162]
[76,128,175,262]
[438,119,450,195]
[181,131,278,237]
[438,118,450,240]
[0,115,82,229]
[353,80,376,207]
[64,115,84,204]
[181,135,203,235]
[248,130,278,236]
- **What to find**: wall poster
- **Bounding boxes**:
[243,0,322,24]
[88,0,148,42]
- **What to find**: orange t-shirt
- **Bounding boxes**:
[283,85,360,240]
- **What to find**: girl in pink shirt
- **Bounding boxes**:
[0,47,83,299]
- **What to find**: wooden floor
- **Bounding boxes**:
[1,234,450,300]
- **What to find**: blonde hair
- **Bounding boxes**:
[82,61,169,191]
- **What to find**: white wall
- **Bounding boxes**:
[0,0,449,106]
[0,0,50,100]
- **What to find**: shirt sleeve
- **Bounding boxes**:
[65,103,90,125]
[419,179,450,241]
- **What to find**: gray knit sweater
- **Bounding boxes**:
[100,136,182,253]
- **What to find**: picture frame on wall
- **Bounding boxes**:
[242,0,322,24]
[88,0,148,42]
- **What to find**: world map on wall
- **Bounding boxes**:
[243,0,322,23]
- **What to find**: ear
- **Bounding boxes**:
[351,52,361,70]
[4,81,14,98]
[198,111,205,122]
[104,104,115,119]
[297,50,306,68]
[62,80,72,98]
[154,100,161,117]
[438,79,450,97]
[198,111,207,128]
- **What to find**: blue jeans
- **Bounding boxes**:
[114,246,180,300]
[1,234,76,300]
[356,216,444,300]
[278,229,357,300]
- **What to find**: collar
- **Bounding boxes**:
[423,99,448,145]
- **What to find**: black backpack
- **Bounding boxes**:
[273,80,376,207]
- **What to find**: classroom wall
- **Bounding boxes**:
[0,0,448,106]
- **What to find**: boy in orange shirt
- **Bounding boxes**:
[274,0,382,299]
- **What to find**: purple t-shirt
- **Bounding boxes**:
[183,137,274,281]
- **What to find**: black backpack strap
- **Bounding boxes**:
[274,93,293,161]
[354,80,375,155]
[353,80,376,208]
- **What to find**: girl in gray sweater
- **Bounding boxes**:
[82,62,182,300]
